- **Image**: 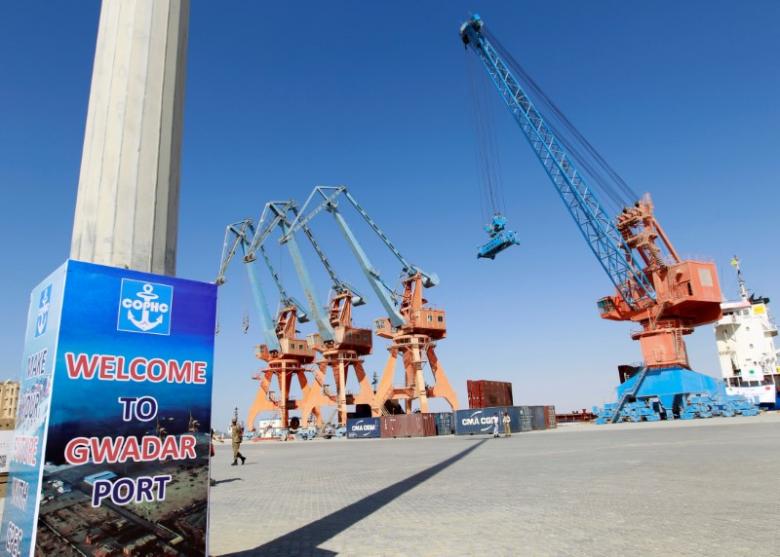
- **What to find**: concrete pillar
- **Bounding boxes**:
[70,0,189,275]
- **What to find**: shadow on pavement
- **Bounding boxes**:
[219,439,487,557]
[213,478,243,485]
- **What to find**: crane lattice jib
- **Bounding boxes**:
[461,17,655,307]
[215,219,280,352]
[285,186,439,288]
[257,244,310,322]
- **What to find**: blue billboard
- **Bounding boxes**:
[1,260,216,557]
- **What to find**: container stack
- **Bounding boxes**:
[346,405,556,440]
[452,405,556,435]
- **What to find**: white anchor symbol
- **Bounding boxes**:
[127,283,164,332]
[36,290,50,335]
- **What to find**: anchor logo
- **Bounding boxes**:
[34,285,52,338]
[117,279,173,335]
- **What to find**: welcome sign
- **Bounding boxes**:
[1,260,216,557]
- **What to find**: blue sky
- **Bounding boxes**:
[1,1,778,425]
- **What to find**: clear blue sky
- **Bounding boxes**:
[1,1,778,426]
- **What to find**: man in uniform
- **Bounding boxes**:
[231,417,246,466]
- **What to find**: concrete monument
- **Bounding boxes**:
[70,0,189,275]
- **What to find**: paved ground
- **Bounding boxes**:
[208,414,780,557]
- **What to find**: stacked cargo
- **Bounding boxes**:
[380,414,436,438]
[467,380,513,408]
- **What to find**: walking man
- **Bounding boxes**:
[231,417,246,466]
[502,411,511,437]
[492,412,500,438]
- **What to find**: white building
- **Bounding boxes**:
[714,258,779,405]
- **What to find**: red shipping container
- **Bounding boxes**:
[544,405,557,429]
[467,380,513,409]
[380,414,436,438]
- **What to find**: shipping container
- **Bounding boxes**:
[516,406,533,432]
[432,412,454,435]
[380,414,436,438]
[466,380,514,409]
[346,417,381,439]
[454,406,526,435]
[544,405,557,429]
[422,414,436,437]
[529,406,547,430]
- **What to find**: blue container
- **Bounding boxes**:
[346,417,381,439]
[516,406,534,431]
[530,406,547,430]
[432,412,454,435]
[454,407,523,435]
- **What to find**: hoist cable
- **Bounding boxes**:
[486,30,639,210]
[466,50,506,218]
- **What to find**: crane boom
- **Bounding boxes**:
[251,201,336,343]
[215,219,280,352]
[257,244,310,323]
[283,186,438,328]
[460,14,654,309]
[460,14,723,375]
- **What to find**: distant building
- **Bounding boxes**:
[0,380,19,428]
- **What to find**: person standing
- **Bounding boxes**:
[502,411,511,437]
[209,428,218,486]
[492,412,500,438]
[231,417,246,466]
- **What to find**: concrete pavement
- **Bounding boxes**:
[207,413,780,556]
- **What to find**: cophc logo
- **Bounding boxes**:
[117,279,173,335]
[34,285,52,338]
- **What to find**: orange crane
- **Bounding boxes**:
[216,218,325,431]
[293,219,376,426]
[284,186,459,415]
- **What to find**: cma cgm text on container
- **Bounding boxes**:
[454,407,528,435]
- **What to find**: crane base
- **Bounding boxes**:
[594,367,759,422]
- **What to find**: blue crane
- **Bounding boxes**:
[216,219,289,353]
[282,186,438,329]
[249,201,336,344]
[460,14,655,309]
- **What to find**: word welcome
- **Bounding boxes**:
[65,352,207,384]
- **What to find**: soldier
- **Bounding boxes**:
[231,417,246,466]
